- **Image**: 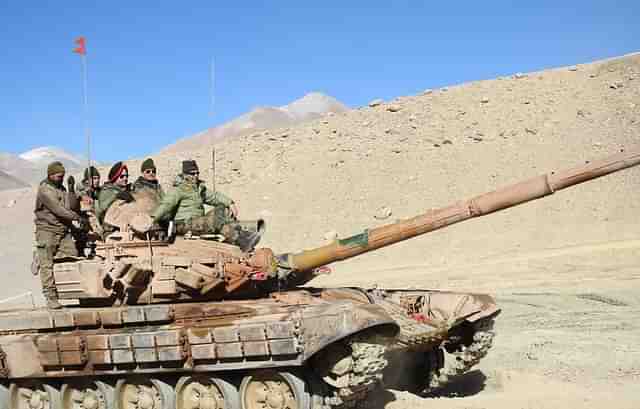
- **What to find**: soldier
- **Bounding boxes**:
[151,160,261,251]
[132,158,164,202]
[78,166,101,203]
[34,161,83,309]
[70,167,102,256]
[96,162,134,230]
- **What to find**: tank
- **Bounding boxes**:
[0,147,638,409]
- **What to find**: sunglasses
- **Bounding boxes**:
[119,174,129,179]
[189,172,200,176]
[144,169,157,175]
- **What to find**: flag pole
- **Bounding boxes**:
[81,52,91,168]
[74,36,90,169]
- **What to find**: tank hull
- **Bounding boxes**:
[0,288,498,408]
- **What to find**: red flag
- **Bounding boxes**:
[73,36,86,55]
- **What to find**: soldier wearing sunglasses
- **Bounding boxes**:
[151,160,262,251]
[133,157,164,202]
[95,161,134,228]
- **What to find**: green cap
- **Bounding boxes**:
[47,161,65,176]
[141,158,156,172]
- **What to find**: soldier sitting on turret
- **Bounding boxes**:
[132,158,164,202]
[96,162,134,235]
[151,160,262,251]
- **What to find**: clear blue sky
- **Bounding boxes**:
[1,1,638,162]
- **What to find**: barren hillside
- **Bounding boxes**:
[0,170,28,191]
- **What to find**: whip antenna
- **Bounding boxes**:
[209,56,216,118]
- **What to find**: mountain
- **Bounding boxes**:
[0,147,84,190]
[0,170,29,191]
[161,92,348,154]
[19,146,85,170]
[0,152,42,187]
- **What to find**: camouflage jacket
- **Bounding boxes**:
[34,179,81,234]
[151,175,233,223]
[132,177,164,202]
[96,183,133,223]
[78,180,101,201]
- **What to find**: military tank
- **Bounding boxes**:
[0,147,638,409]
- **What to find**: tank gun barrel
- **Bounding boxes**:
[285,147,640,272]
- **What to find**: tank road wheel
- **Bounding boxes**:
[239,371,308,409]
[9,382,60,409]
[115,378,175,409]
[175,376,238,409]
[61,381,113,409]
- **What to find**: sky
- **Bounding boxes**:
[0,1,638,162]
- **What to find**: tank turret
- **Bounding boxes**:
[51,147,640,306]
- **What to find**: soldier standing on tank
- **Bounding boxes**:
[132,158,164,202]
[96,162,134,232]
[34,161,83,309]
[151,160,261,250]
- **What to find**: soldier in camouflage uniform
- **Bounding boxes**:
[96,162,134,234]
[34,161,83,309]
[151,160,262,251]
[132,158,164,202]
[78,166,101,203]
[72,166,102,252]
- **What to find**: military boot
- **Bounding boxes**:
[234,227,264,252]
[237,219,265,251]
[45,289,63,309]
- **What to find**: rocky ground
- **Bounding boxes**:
[1,53,639,408]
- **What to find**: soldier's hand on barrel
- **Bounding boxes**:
[72,220,82,230]
[230,203,239,218]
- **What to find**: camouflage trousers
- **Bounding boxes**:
[176,206,236,237]
[33,229,77,298]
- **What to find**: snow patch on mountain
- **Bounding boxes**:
[19,146,84,169]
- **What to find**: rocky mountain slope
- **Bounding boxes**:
[162,92,348,153]
[0,170,29,191]
[0,152,41,187]
[0,147,83,189]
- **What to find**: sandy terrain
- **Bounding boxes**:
[0,53,639,407]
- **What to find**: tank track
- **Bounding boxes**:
[424,317,496,394]
[312,331,389,409]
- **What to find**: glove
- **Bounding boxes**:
[72,220,82,230]
[67,175,76,193]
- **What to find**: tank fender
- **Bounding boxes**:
[379,289,500,325]
[300,302,399,361]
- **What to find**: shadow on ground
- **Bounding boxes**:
[424,370,488,398]
[366,387,397,409]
